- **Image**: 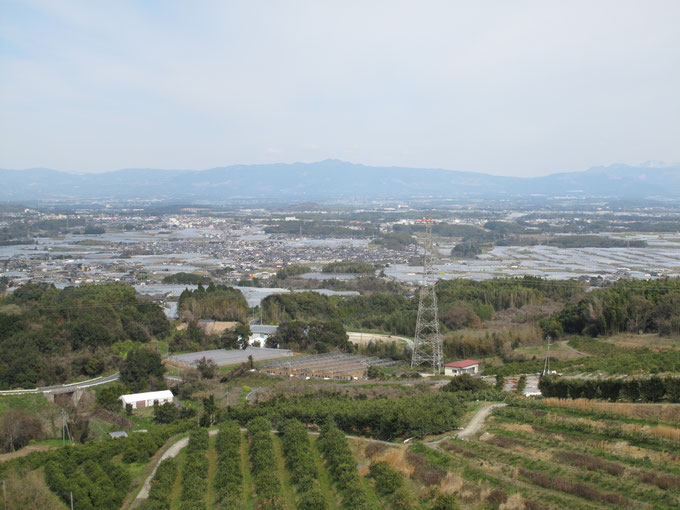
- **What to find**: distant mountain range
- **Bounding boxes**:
[1,160,679,203]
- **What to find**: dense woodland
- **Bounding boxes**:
[0,283,169,389]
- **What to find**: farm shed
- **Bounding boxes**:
[119,389,174,410]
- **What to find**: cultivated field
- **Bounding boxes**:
[407,399,680,509]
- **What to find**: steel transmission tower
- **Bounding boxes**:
[410,217,443,374]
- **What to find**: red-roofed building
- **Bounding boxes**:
[444,360,480,376]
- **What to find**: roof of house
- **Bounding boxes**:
[119,390,174,404]
[109,431,128,438]
[251,325,278,334]
[444,360,480,368]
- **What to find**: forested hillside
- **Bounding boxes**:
[0,283,169,389]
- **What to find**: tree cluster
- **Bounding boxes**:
[265,319,350,353]
[161,272,212,285]
[554,279,680,336]
[178,283,248,322]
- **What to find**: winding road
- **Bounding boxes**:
[0,372,120,396]
[132,429,219,507]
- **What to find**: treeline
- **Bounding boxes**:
[318,421,370,509]
[539,375,680,402]
[275,264,311,279]
[162,272,212,284]
[247,417,284,510]
[262,277,584,337]
[0,282,170,389]
[214,421,243,509]
[265,320,350,353]
[554,279,680,336]
[178,283,249,322]
[321,261,376,274]
[496,235,647,248]
[265,221,379,238]
[279,419,328,510]
[229,392,465,440]
[371,231,417,250]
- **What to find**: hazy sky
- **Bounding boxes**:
[1,1,679,176]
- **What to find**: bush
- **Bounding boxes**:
[443,374,490,393]
[368,461,404,495]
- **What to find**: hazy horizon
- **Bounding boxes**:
[2,1,679,177]
[2,158,679,178]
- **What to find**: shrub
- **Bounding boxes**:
[368,461,403,495]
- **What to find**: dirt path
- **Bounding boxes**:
[425,403,507,446]
[560,340,590,357]
[457,403,507,440]
[133,429,218,506]
[0,444,53,462]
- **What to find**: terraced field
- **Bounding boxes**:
[408,401,680,509]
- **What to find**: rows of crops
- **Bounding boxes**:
[139,420,384,510]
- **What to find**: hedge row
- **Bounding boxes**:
[279,419,328,510]
[317,421,371,510]
[179,428,209,510]
[214,421,243,509]
[138,457,178,510]
[247,417,284,510]
[539,375,680,402]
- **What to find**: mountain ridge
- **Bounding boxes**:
[2,160,679,202]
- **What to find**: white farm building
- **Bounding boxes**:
[119,390,174,410]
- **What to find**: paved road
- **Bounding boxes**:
[133,429,219,506]
[0,372,120,395]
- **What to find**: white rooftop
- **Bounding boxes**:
[119,390,174,404]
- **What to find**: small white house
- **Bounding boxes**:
[444,360,480,377]
[248,325,278,346]
[119,390,174,410]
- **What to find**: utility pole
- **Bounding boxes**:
[70,490,74,510]
[3,479,7,510]
[410,217,443,374]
